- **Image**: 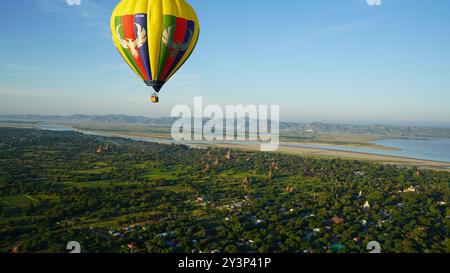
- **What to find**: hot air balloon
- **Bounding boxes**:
[111,0,200,103]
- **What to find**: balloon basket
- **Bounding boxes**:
[150,94,159,104]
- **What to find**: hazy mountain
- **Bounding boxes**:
[0,114,178,126]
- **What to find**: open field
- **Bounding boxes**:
[0,194,59,208]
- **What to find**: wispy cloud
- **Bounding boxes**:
[168,74,203,86]
[36,0,66,12]
[367,0,382,6]
[95,63,129,74]
[66,0,81,6]
[293,19,371,42]
[36,0,109,37]
[1,63,46,72]
[37,0,100,15]
[326,21,369,33]
[0,85,60,97]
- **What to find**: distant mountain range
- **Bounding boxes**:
[0,114,178,126]
[1,114,450,138]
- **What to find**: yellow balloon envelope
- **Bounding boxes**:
[111,0,200,95]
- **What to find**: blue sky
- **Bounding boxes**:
[0,0,449,126]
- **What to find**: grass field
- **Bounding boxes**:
[81,211,161,228]
[153,185,194,193]
[58,181,142,189]
[76,167,114,175]
[140,166,178,180]
[0,194,59,208]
